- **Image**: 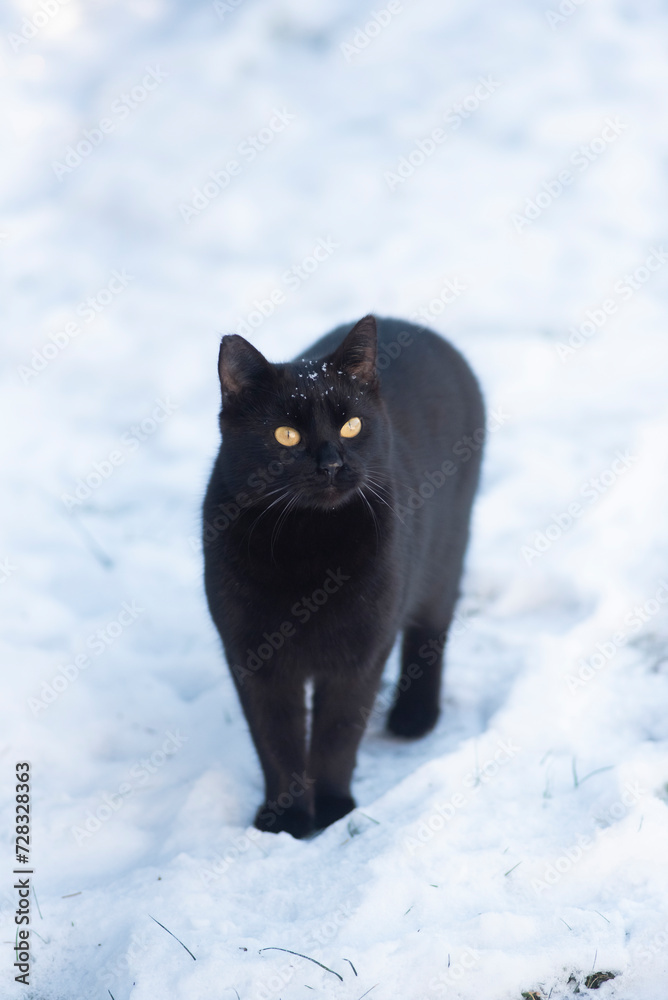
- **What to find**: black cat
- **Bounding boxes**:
[203,315,484,838]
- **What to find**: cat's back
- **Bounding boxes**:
[301,316,484,453]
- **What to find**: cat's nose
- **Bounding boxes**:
[317,442,343,479]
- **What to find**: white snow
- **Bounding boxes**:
[2,0,668,997]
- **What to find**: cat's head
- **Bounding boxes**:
[217,315,390,512]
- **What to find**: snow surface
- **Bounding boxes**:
[2,0,668,997]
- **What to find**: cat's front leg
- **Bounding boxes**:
[234,669,315,838]
[309,664,385,830]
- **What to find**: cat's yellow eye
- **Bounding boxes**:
[274,426,301,447]
[340,417,362,439]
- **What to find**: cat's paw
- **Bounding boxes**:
[314,793,355,829]
[254,803,314,839]
[387,702,439,738]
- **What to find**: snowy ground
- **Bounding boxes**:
[2,0,668,997]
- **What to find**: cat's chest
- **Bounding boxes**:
[232,548,372,599]
[224,551,396,667]
[223,528,395,616]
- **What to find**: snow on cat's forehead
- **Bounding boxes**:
[294,358,357,380]
[286,359,360,401]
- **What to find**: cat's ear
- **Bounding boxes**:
[331,315,378,384]
[218,335,273,401]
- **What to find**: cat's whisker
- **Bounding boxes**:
[259,484,294,498]
[251,489,292,520]
[369,471,437,504]
[270,488,305,560]
[362,479,406,524]
[364,476,395,500]
[361,470,393,492]
[363,482,392,507]
[269,495,294,556]
[244,487,295,547]
[365,466,393,478]
[366,467,413,492]
[356,487,381,550]
[240,485,294,528]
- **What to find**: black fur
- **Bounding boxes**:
[203,315,484,837]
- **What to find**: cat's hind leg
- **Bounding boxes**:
[387,623,448,738]
[389,526,471,738]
